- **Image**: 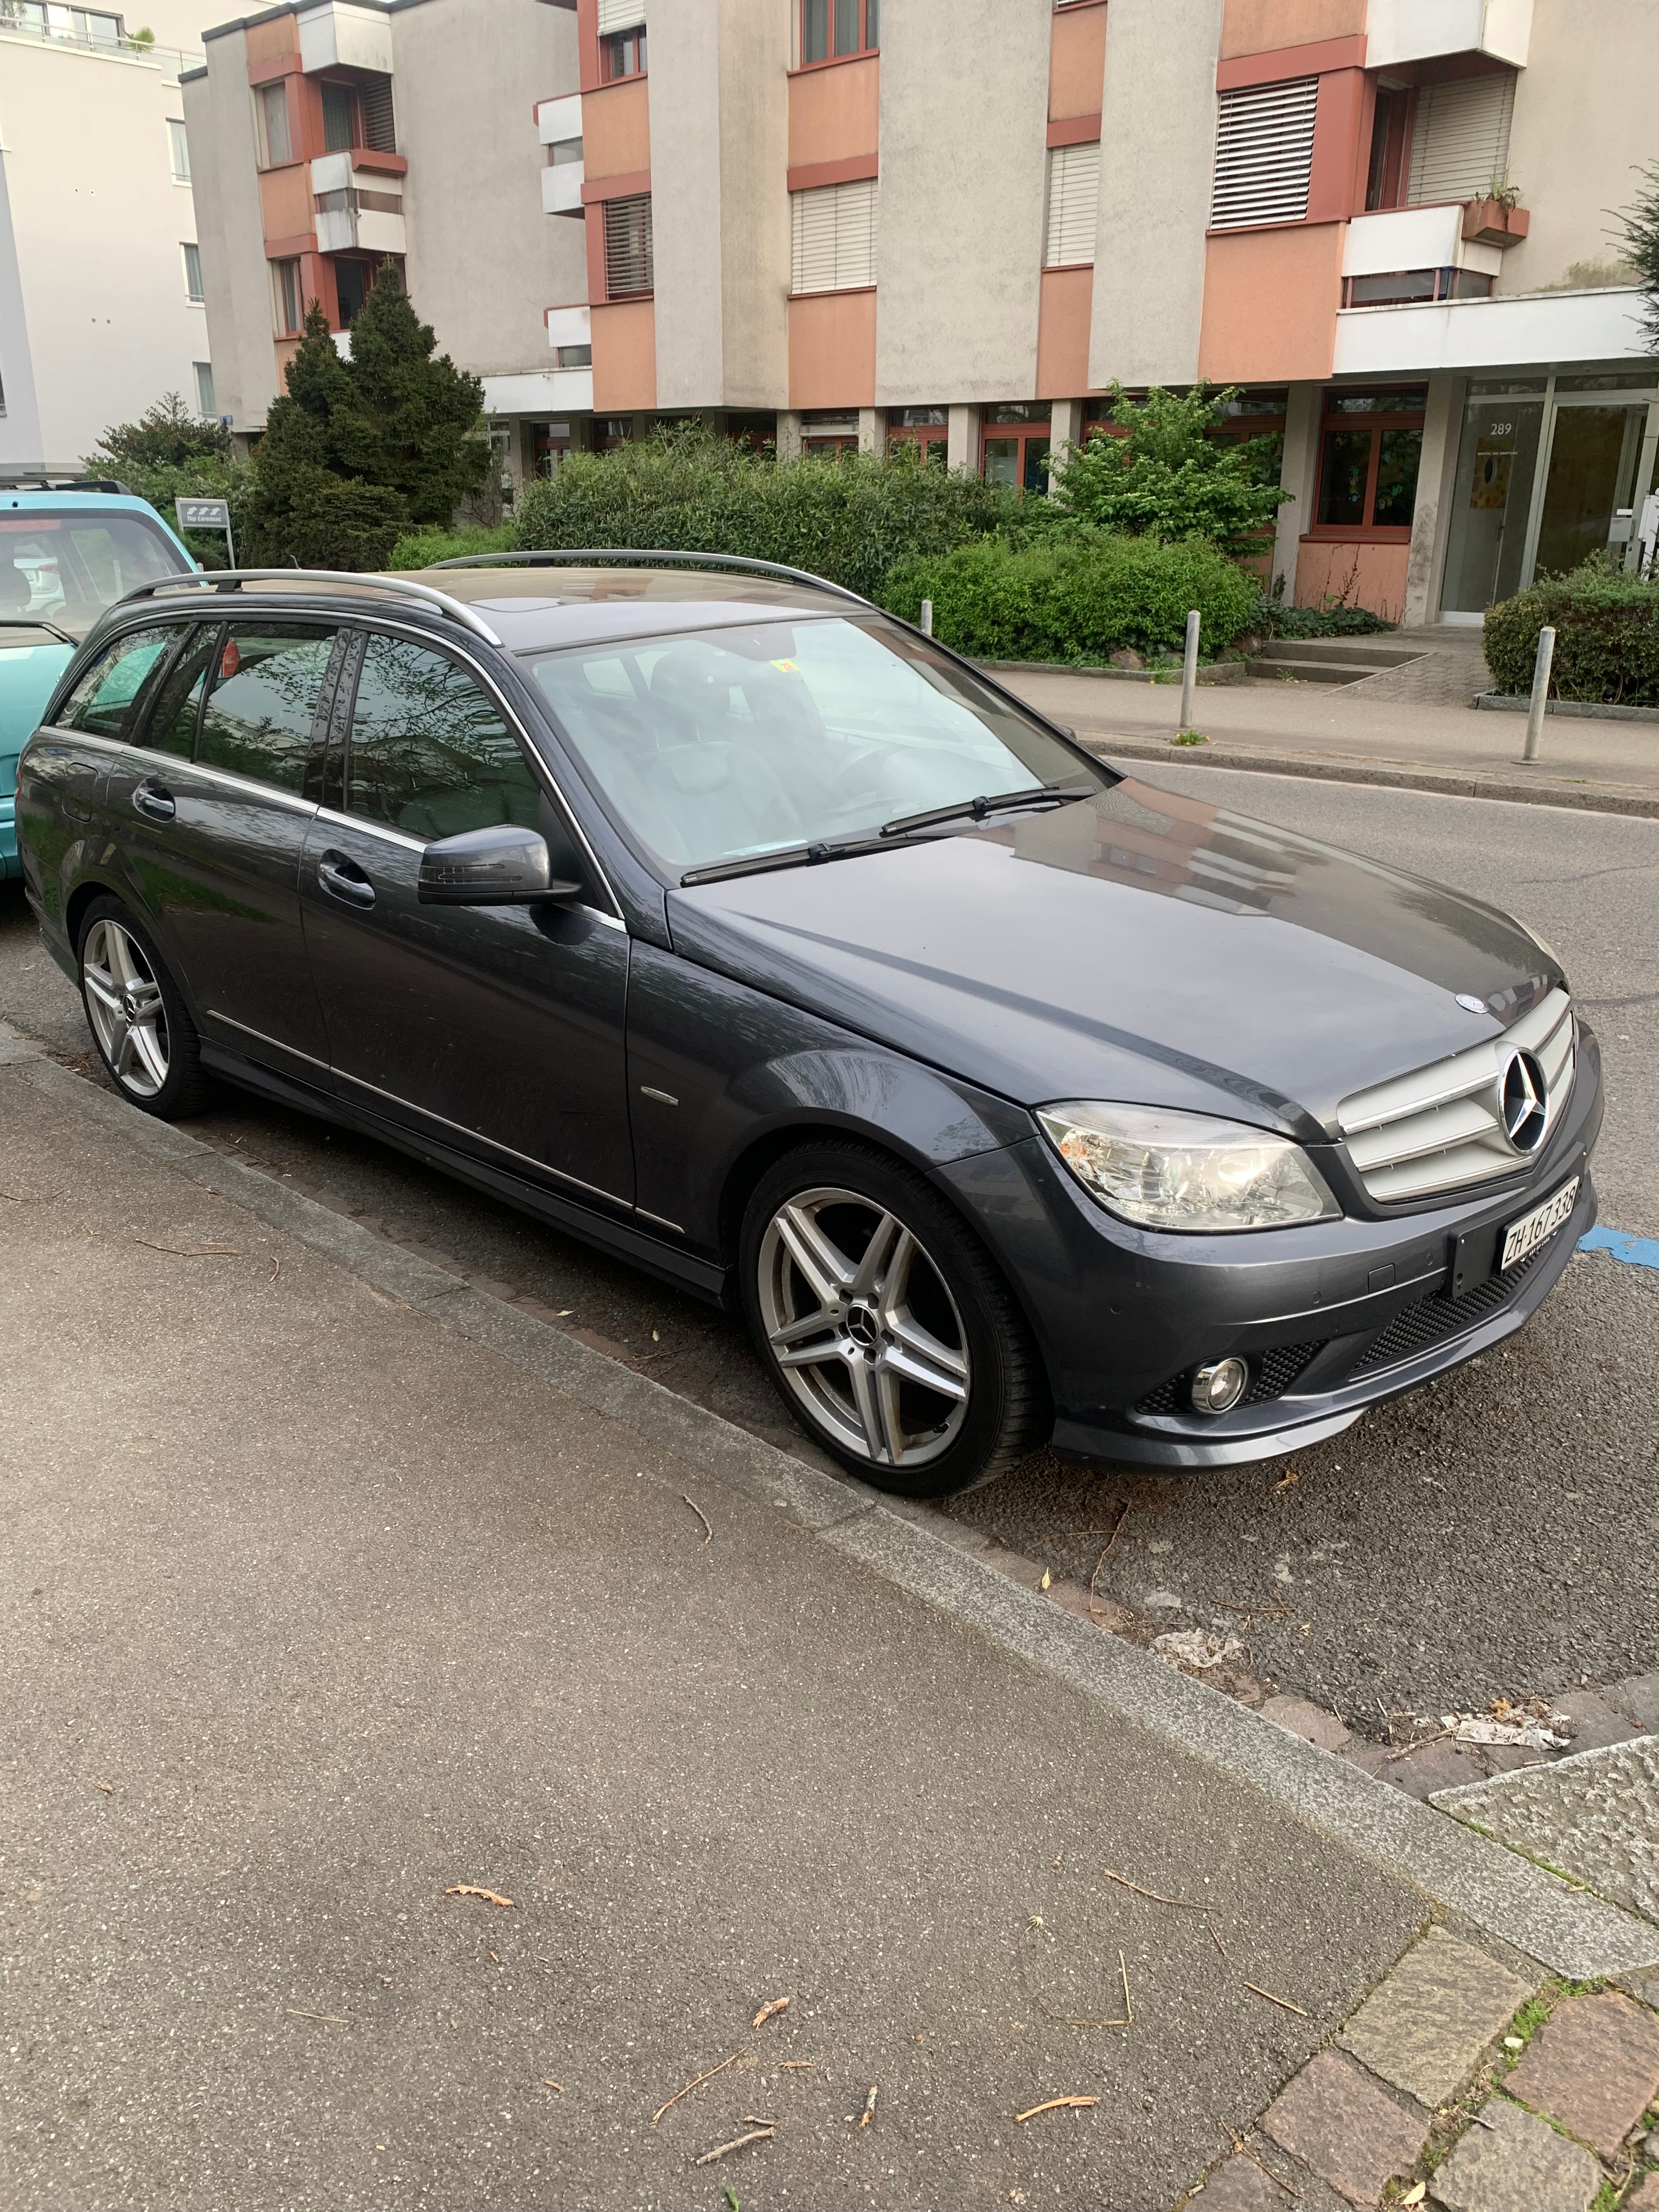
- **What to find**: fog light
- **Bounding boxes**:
[1191,1357,1248,1415]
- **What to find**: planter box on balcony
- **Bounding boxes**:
[1463,199,1530,248]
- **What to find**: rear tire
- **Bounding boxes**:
[76,896,214,1119]
[738,1138,1046,1498]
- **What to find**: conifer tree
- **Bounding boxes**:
[338,264,492,524]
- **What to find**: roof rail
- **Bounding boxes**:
[111,568,505,647]
[0,472,133,495]
[430,547,872,608]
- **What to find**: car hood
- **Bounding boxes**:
[665,778,1559,1137]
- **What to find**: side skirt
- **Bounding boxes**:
[198,1042,730,1305]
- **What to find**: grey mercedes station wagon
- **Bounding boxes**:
[16,555,1600,1497]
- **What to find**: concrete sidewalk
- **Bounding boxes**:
[996,665,1659,817]
[2,1047,1654,2210]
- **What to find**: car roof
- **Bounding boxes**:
[0,488,173,521]
[383,563,860,654]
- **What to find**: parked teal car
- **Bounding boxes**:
[1,484,195,881]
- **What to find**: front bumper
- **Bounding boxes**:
[936,1023,1604,1469]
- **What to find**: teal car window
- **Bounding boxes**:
[347,633,540,839]
[196,624,336,793]
[60,625,174,742]
[2,513,184,634]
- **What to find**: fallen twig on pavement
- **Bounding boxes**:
[858,2084,877,2129]
[1234,2139,1299,2197]
[268,1256,280,1284]
[777,2061,814,2071]
[1209,1923,1229,1962]
[693,2125,774,2166]
[285,2007,348,2025]
[1243,1982,1307,2018]
[95,1781,116,1796]
[1014,2096,1098,2124]
[444,1884,514,1908]
[751,1996,789,2029]
[543,2078,565,2094]
[652,2049,743,2126]
[1020,1921,1132,2028]
[1101,1867,1216,1915]
[1086,1501,1132,1626]
[132,1236,239,1257]
[682,1494,713,1545]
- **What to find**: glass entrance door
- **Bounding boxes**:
[1441,394,1544,614]
[1533,403,1647,577]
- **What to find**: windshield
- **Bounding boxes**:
[0,512,187,638]
[524,616,1095,877]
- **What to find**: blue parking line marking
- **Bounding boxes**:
[1578,1226,1659,1271]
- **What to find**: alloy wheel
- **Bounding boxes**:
[82,918,171,1099]
[756,1185,972,1469]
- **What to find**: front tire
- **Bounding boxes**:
[739,1139,1046,1498]
[77,896,213,1119]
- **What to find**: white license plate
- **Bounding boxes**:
[1500,1176,1579,1272]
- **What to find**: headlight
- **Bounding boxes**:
[1037,1102,1339,1232]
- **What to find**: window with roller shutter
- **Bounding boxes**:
[790,178,877,296]
[1210,76,1318,229]
[1406,71,1515,206]
[596,0,645,32]
[603,195,653,298]
[1044,140,1100,267]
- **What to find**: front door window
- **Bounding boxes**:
[1533,404,1647,579]
[1441,396,1545,614]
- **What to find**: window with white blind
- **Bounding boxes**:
[1045,140,1100,267]
[1210,76,1318,229]
[1406,70,1515,206]
[603,194,653,298]
[790,177,876,296]
[596,0,645,32]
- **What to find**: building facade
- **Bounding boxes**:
[0,2,216,471]
[186,0,1658,624]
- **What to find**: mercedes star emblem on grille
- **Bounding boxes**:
[1500,1048,1548,1153]
[1455,993,1488,1013]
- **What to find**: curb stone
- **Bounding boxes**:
[3,1025,1657,1982]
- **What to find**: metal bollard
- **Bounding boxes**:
[1178,608,1201,731]
[920,598,933,638]
[1522,624,1556,763]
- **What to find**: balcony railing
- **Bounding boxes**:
[0,5,199,78]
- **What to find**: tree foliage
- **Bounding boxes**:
[512,427,1012,602]
[84,392,253,568]
[239,267,491,571]
[1046,383,1291,558]
[1615,162,1659,348]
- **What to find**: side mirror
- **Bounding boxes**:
[417,823,581,906]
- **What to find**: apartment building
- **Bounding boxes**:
[0,2,216,470]
[185,0,1658,624]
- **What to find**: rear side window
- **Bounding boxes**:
[57,626,174,741]
[138,623,220,759]
[196,624,336,793]
[346,633,541,840]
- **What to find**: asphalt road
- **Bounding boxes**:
[5,768,1657,1735]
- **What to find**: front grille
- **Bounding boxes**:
[1350,1248,1545,1374]
[1338,989,1574,1206]
[1134,1340,1326,1418]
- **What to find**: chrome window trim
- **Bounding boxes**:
[330,1060,631,1209]
[333,612,624,923]
[138,753,319,815]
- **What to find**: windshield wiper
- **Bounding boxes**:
[878,782,1097,840]
[680,835,888,888]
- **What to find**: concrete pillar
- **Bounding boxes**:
[1403,371,1464,630]
[947,402,979,474]
[1272,381,1323,606]
[775,409,803,461]
[857,406,881,454]
[1047,397,1084,497]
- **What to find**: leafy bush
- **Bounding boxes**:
[1255,592,1393,640]
[388,523,516,569]
[879,535,1261,664]
[85,392,253,569]
[1485,557,1659,705]
[1047,385,1290,558]
[512,430,1012,602]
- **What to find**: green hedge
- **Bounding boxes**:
[1485,560,1659,705]
[388,523,516,569]
[879,536,1261,664]
[511,431,1012,603]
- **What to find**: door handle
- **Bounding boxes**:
[317,849,376,909]
[133,781,175,822]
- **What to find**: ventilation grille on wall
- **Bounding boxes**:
[790,177,877,295]
[1210,76,1318,229]
[1406,70,1516,206]
[1045,139,1101,267]
[603,194,653,298]
[596,0,646,32]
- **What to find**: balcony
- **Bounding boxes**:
[1344,205,1503,281]
[538,303,594,408]
[312,151,405,256]
[536,93,584,218]
[298,0,393,76]
[1364,0,1531,71]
